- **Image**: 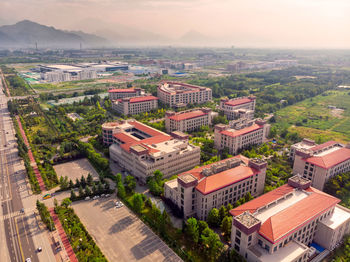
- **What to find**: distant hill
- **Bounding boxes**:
[0,20,109,48]
[179,30,216,46]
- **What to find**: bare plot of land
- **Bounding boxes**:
[53,158,99,181]
[73,196,182,262]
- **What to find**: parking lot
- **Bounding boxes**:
[72,195,182,262]
[53,158,99,181]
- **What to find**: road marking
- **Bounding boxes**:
[15,217,25,262]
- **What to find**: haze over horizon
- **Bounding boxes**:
[0,0,349,49]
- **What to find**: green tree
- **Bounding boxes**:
[226,203,233,216]
[61,198,72,208]
[97,181,104,194]
[207,208,221,227]
[115,173,122,184]
[132,193,144,214]
[85,186,92,196]
[117,182,126,199]
[198,220,209,236]
[92,182,97,194]
[201,228,224,261]
[219,206,227,222]
[87,173,93,186]
[80,175,87,187]
[186,217,199,244]
[69,179,74,189]
[70,189,77,201]
[221,216,233,241]
[78,185,84,198]
[124,175,136,194]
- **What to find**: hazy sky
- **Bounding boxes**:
[1,0,349,48]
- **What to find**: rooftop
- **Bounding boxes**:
[230,184,340,244]
[224,97,255,107]
[305,146,350,169]
[108,88,137,93]
[159,81,210,95]
[320,205,350,230]
[122,96,158,103]
[168,110,208,121]
[221,124,263,138]
[249,240,308,262]
[310,140,338,152]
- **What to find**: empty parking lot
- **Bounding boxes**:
[72,196,182,262]
[53,158,99,181]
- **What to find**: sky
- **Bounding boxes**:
[0,0,349,48]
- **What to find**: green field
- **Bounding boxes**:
[275,90,350,143]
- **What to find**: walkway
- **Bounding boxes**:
[15,115,46,191]
[49,208,78,262]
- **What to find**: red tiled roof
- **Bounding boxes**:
[230,184,295,217]
[129,96,158,103]
[112,121,171,153]
[196,166,258,195]
[305,147,350,169]
[108,88,136,93]
[225,98,255,106]
[259,191,339,243]
[221,124,263,138]
[230,184,340,244]
[168,110,207,121]
[310,141,338,152]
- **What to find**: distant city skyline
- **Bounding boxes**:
[0,0,349,48]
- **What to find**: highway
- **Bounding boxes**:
[0,76,39,261]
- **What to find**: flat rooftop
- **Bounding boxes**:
[249,241,307,262]
[305,146,350,169]
[320,205,350,229]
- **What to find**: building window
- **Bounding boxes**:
[236,230,241,237]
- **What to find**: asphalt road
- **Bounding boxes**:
[0,78,39,262]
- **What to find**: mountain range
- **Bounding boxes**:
[0,20,219,49]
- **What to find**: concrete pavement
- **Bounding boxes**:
[0,76,56,262]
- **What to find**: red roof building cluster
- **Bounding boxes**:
[224,97,255,107]
[168,110,208,121]
[220,124,263,138]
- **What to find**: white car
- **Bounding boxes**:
[104,194,110,198]
[25,258,31,262]
[85,197,90,201]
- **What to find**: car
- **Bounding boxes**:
[104,194,110,198]
[37,247,42,252]
[20,208,24,213]
[85,197,90,201]
[25,258,31,262]
[101,194,105,197]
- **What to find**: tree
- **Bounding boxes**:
[117,182,126,199]
[92,182,97,194]
[201,228,224,261]
[80,175,87,187]
[70,189,77,201]
[61,198,72,208]
[221,216,232,241]
[198,220,209,236]
[186,217,199,244]
[132,193,144,214]
[207,208,221,227]
[115,173,122,184]
[124,175,136,194]
[75,178,80,188]
[85,186,92,196]
[97,181,104,194]
[78,185,84,198]
[219,206,227,222]
[69,179,74,189]
[226,203,233,216]
[104,182,110,192]
[87,173,93,186]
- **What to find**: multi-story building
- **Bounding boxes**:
[292,140,350,190]
[108,87,143,100]
[214,118,270,155]
[102,122,120,146]
[112,96,158,115]
[289,138,316,161]
[107,120,200,183]
[220,96,256,120]
[229,175,350,262]
[157,81,212,107]
[165,108,217,133]
[164,156,267,220]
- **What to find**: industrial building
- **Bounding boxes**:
[230,175,350,262]
[164,156,267,220]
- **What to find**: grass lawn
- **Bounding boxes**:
[275,90,350,142]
